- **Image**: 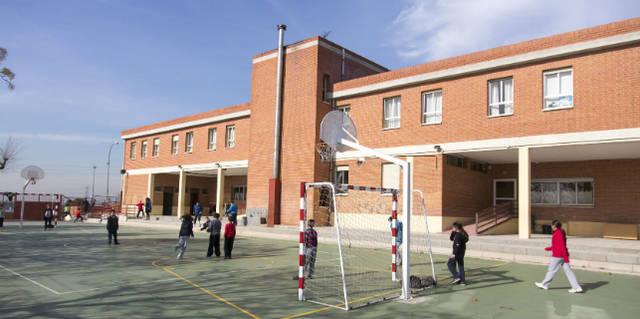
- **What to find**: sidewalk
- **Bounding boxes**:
[119,217,640,276]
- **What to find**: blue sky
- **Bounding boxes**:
[0,0,638,198]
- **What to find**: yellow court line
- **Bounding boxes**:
[161,266,261,319]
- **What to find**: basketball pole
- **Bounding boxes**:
[339,139,412,300]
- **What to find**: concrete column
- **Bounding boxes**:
[216,166,225,215]
[146,173,155,200]
[518,147,531,239]
[177,169,186,218]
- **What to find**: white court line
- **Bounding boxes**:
[0,263,60,295]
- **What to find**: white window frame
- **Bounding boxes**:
[141,140,148,159]
[322,74,331,103]
[129,142,137,160]
[383,96,401,130]
[336,166,349,194]
[421,89,443,125]
[185,132,194,153]
[226,125,236,149]
[531,178,594,207]
[232,185,247,201]
[208,128,217,151]
[171,135,179,155]
[543,68,573,110]
[152,138,160,158]
[338,105,350,116]
[488,77,514,117]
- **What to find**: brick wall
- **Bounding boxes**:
[442,158,493,218]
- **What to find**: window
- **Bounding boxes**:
[226,125,236,148]
[381,163,400,192]
[531,179,593,206]
[383,96,401,129]
[171,135,179,155]
[129,142,137,160]
[470,161,488,173]
[446,155,465,168]
[488,77,513,116]
[185,132,193,153]
[422,90,443,124]
[338,105,350,116]
[336,166,349,193]
[141,140,148,159]
[322,74,331,102]
[232,186,247,201]
[152,138,160,158]
[543,69,573,110]
[208,128,217,151]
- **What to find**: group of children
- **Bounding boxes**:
[175,213,237,260]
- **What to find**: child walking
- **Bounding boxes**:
[175,214,194,259]
[536,220,583,293]
[448,222,469,285]
[223,218,236,259]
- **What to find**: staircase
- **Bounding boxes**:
[475,201,516,235]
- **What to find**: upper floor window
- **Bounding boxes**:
[336,166,349,193]
[129,142,137,160]
[226,125,236,149]
[208,128,217,151]
[338,105,350,116]
[322,74,331,102]
[171,135,179,155]
[383,96,401,129]
[488,77,513,116]
[152,138,160,158]
[185,132,194,153]
[422,90,443,125]
[543,68,573,110]
[141,140,148,159]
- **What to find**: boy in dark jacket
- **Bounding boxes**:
[223,219,236,259]
[106,210,119,245]
[43,205,53,230]
[175,214,194,259]
[447,222,469,285]
[206,213,222,257]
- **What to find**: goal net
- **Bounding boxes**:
[298,182,406,310]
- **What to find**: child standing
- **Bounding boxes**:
[448,222,469,285]
[175,214,194,259]
[304,219,318,279]
[136,200,144,219]
[106,210,119,245]
[43,205,53,230]
[206,213,222,258]
[224,218,236,259]
[535,220,583,293]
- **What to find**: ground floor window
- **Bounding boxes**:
[232,185,246,201]
[531,179,594,206]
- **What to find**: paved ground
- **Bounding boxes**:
[1,222,639,318]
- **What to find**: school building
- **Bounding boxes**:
[120,18,640,239]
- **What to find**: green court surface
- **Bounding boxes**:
[1,223,639,319]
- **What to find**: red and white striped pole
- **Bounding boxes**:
[391,192,398,281]
[298,182,306,301]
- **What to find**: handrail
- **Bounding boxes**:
[475,202,515,234]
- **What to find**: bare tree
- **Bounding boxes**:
[0,137,19,171]
[0,47,15,90]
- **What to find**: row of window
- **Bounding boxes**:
[151,185,247,201]
[129,125,236,160]
[345,68,574,130]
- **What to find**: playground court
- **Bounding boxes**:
[0,223,638,319]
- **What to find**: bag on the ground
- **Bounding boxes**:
[409,275,436,289]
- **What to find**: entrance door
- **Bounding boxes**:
[494,179,517,206]
[162,192,173,216]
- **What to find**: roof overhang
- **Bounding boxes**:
[126,160,248,176]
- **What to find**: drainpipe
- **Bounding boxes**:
[268,24,286,227]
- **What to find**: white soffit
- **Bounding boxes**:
[332,31,640,99]
[121,110,250,140]
[126,160,249,176]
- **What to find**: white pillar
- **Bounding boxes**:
[146,173,155,200]
[518,147,531,239]
[216,166,225,215]
[177,169,186,218]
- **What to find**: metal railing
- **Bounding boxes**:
[475,201,515,234]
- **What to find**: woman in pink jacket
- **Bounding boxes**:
[535,220,583,293]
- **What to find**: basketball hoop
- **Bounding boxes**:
[316,142,335,163]
[19,165,45,228]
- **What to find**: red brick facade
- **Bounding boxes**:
[121,18,640,234]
